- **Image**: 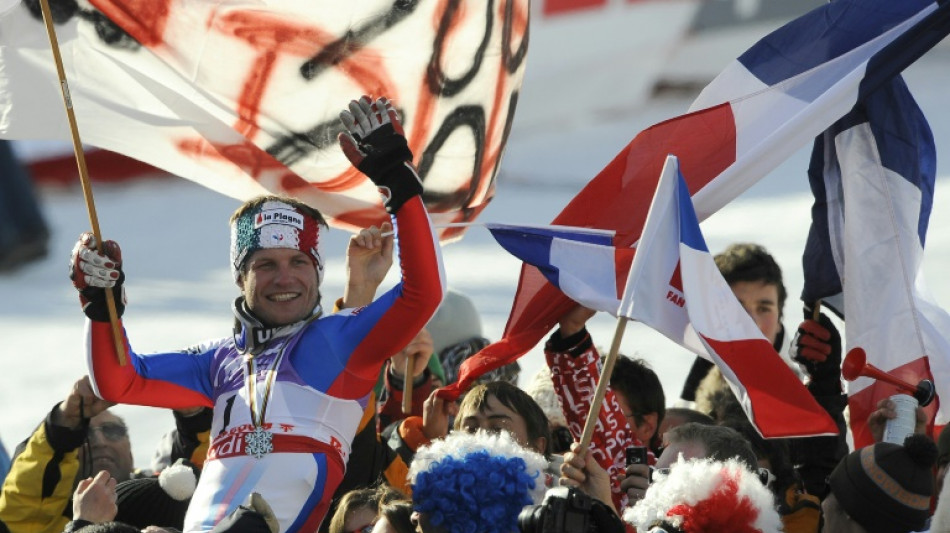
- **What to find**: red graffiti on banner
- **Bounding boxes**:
[167,9,398,201]
[89,0,529,236]
[214,11,396,139]
[91,0,173,47]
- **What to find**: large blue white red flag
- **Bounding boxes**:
[620,156,837,438]
[0,0,527,239]
[440,0,950,400]
[802,76,949,447]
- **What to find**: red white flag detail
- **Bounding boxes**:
[436,0,949,400]
[804,78,949,446]
[621,155,838,438]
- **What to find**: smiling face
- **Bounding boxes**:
[240,248,320,327]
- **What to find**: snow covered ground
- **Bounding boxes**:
[3,16,950,469]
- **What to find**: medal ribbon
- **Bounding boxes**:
[242,311,321,430]
[245,345,287,429]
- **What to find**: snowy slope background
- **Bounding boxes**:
[3,1,950,468]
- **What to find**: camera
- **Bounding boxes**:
[625,445,647,466]
[626,445,653,483]
[518,486,593,533]
[518,486,625,533]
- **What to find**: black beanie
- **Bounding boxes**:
[829,434,937,533]
[114,461,197,529]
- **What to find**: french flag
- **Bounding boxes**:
[487,159,838,438]
[802,76,950,447]
[439,0,950,401]
[485,224,634,313]
[619,156,838,438]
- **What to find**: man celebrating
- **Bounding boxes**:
[68,96,444,532]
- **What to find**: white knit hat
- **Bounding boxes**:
[524,366,568,428]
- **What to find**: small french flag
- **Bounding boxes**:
[621,155,838,438]
[485,223,634,314]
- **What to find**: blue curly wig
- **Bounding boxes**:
[409,431,547,533]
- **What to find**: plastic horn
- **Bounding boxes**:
[841,348,935,406]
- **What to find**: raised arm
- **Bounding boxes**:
[545,304,648,512]
[70,232,214,409]
[333,96,445,379]
[341,223,395,309]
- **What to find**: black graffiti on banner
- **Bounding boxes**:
[501,0,528,74]
[416,105,485,209]
[487,90,519,196]
[427,0,493,97]
[266,118,342,167]
[299,0,422,81]
[266,107,412,169]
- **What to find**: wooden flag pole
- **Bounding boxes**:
[578,315,629,451]
[402,355,414,415]
[38,0,127,365]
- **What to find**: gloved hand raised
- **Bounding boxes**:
[792,301,842,392]
[69,232,126,321]
[338,95,423,214]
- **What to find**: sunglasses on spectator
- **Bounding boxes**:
[88,423,128,442]
[346,525,375,533]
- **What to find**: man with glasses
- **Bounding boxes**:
[84,413,134,484]
[0,376,197,533]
